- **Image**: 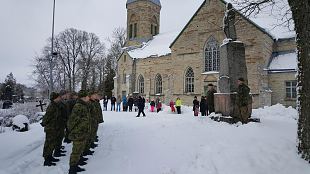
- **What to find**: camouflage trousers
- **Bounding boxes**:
[70,140,86,166]
[43,131,56,158]
[85,123,99,151]
[55,128,65,150]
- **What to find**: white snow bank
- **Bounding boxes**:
[12,115,29,129]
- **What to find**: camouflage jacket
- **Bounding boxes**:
[67,99,91,141]
[41,101,61,132]
[237,83,251,107]
[58,101,68,128]
[89,100,104,124]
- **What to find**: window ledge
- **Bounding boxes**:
[201,71,219,75]
[284,98,297,101]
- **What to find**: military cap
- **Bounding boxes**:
[78,90,88,98]
[59,90,68,96]
[50,92,60,101]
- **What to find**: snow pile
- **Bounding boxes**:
[268,52,297,71]
[128,31,178,58]
[12,115,30,131]
[0,104,309,174]
[253,104,298,120]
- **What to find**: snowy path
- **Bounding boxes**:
[0,105,309,174]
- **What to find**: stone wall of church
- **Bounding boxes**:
[169,0,275,108]
[269,72,297,107]
[116,53,133,97]
[273,38,297,52]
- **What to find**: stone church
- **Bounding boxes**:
[114,0,297,108]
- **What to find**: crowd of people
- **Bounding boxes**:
[40,78,251,173]
[41,90,104,174]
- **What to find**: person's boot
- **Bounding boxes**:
[78,159,87,166]
[90,142,98,149]
[80,156,88,162]
[54,149,66,157]
[68,165,85,174]
[43,157,56,166]
[49,156,60,162]
[61,145,65,149]
[83,149,94,156]
[64,137,72,144]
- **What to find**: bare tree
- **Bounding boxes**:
[79,32,105,90]
[231,0,310,162]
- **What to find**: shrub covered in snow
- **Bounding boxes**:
[0,101,48,127]
[12,115,30,132]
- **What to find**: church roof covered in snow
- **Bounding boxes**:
[267,51,297,73]
[126,31,178,59]
[127,0,161,6]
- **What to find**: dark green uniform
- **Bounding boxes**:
[207,88,217,114]
[67,99,91,167]
[64,99,77,142]
[90,100,104,143]
[55,101,67,150]
[42,101,61,158]
[236,83,251,124]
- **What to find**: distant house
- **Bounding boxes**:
[115,0,297,108]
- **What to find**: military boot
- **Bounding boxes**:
[78,160,87,166]
[43,157,56,166]
[54,149,66,157]
[82,149,94,156]
[68,165,85,174]
[50,156,60,162]
[80,156,88,162]
[90,143,98,149]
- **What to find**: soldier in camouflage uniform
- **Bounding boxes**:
[67,90,91,174]
[54,90,69,157]
[63,92,78,144]
[89,91,104,149]
[41,92,62,166]
[236,78,251,124]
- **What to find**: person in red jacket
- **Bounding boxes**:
[169,100,175,113]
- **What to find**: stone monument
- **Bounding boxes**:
[214,3,251,122]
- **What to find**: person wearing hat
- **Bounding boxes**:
[54,90,69,157]
[236,78,251,124]
[41,92,62,166]
[206,84,217,115]
[67,90,91,173]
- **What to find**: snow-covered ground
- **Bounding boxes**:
[0,104,309,174]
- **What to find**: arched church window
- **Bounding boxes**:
[137,75,144,94]
[155,74,162,94]
[185,67,194,93]
[204,37,220,72]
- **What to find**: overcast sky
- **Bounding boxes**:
[0,0,204,86]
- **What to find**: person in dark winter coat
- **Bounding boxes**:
[200,96,207,116]
[207,84,217,115]
[127,96,134,112]
[110,95,116,111]
[156,101,162,113]
[103,96,108,111]
[236,78,251,124]
[193,96,200,116]
[136,96,146,117]
[41,92,62,166]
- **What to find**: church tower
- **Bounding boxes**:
[126,0,161,46]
